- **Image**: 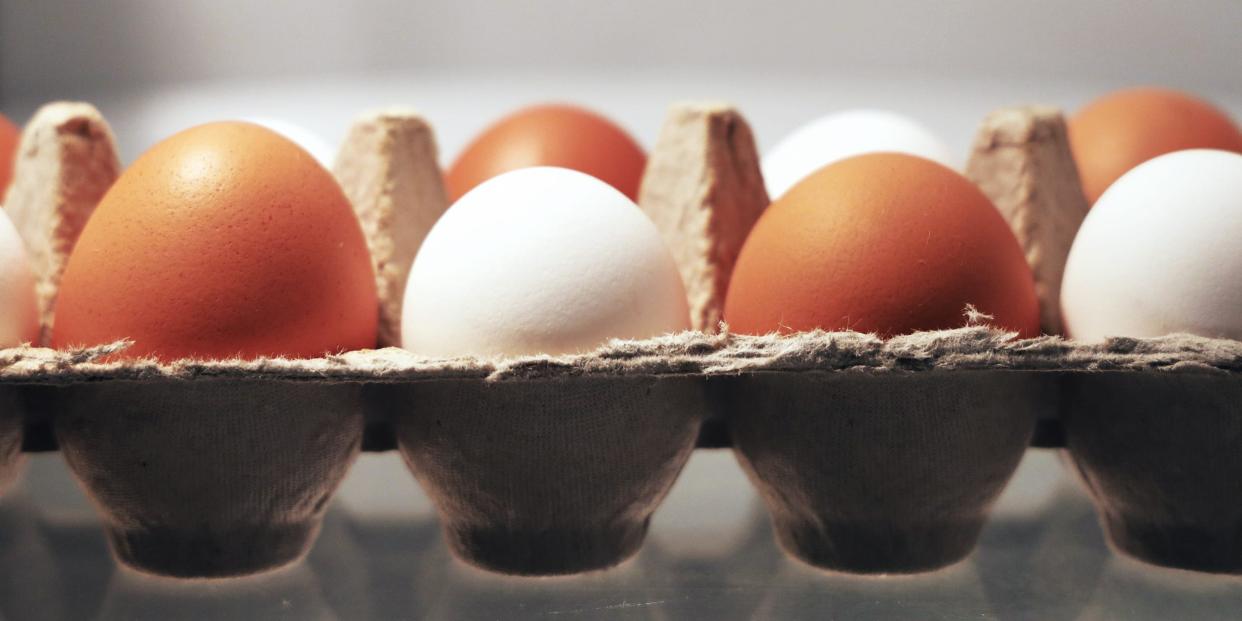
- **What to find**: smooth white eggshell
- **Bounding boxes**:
[401,166,690,358]
[1061,149,1242,341]
[243,117,335,168]
[762,109,956,200]
[0,210,38,346]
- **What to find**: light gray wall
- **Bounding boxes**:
[4,0,1241,102]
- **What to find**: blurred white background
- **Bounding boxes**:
[2,0,1241,164]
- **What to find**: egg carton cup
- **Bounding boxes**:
[0,100,1238,578]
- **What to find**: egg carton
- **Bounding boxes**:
[0,101,1237,580]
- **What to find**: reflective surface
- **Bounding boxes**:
[3,449,1242,620]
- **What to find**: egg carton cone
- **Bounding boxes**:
[1,102,121,346]
[965,105,1090,336]
[637,102,769,334]
[333,108,449,348]
[1,100,1241,579]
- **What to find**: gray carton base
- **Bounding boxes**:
[383,376,704,575]
[0,386,24,496]
[1061,372,1242,573]
[4,327,1242,577]
[49,380,363,578]
[726,371,1038,573]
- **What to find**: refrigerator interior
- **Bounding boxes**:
[3,2,1242,619]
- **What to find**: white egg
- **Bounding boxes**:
[243,117,335,168]
[0,210,38,347]
[762,109,955,199]
[1061,149,1242,341]
[401,166,690,358]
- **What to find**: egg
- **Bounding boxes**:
[52,121,378,360]
[402,166,689,358]
[0,210,38,346]
[1062,149,1242,341]
[1069,88,1242,204]
[761,109,955,200]
[0,113,19,195]
[243,117,336,168]
[445,104,646,203]
[725,153,1039,338]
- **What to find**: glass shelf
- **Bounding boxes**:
[3,448,1241,620]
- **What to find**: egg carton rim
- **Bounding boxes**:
[0,327,1236,384]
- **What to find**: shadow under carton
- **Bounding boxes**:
[381,375,705,575]
[726,370,1040,573]
[1061,371,1242,573]
[46,379,363,578]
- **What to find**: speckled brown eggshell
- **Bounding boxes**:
[52,121,378,361]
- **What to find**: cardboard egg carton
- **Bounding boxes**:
[1,101,1240,579]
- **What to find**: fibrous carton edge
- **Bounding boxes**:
[0,327,1237,384]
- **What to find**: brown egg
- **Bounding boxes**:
[53,122,378,361]
[445,103,645,203]
[725,153,1040,338]
[1069,87,1242,204]
[0,113,18,196]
